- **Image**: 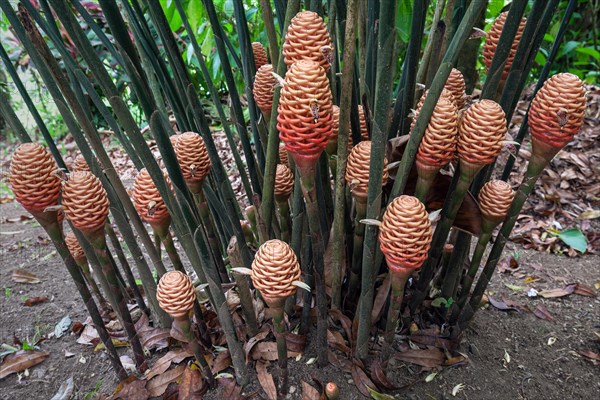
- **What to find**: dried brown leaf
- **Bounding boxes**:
[244,327,270,363]
[219,377,243,399]
[327,330,350,354]
[178,366,206,399]
[146,364,185,397]
[327,350,352,373]
[409,329,459,351]
[11,269,40,284]
[23,296,49,306]
[301,381,320,400]
[256,361,277,400]
[113,376,149,400]
[210,350,232,374]
[578,350,600,363]
[286,333,307,353]
[394,348,444,368]
[533,304,554,321]
[251,342,300,361]
[573,283,597,297]
[370,358,398,390]
[487,296,520,312]
[0,350,49,379]
[351,361,377,397]
[146,349,193,380]
[538,284,576,298]
[371,274,391,325]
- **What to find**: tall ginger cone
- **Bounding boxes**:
[274,164,294,243]
[283,11,332,72]
[444,68,466,110]
[379,196,432,359]
[253,64,277,119]
[277,59,332,364]
[65,232,106,305]
[71,154,90,172]
[62,171,147,372]
[345,141,389,300]
[157,271,215,388]
[414,96,459,201]
[173,132,228,283]
[133,168,171,239]
[251,240,302,395]
[9,143,61,226]
[483,12,526,83]
[9,146,127,381]
[252,42,268,70]
[453,180,515,319]
[458,73,586,328]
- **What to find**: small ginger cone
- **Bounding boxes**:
[345,141,388,297]
[252,42,268,70]
[411,88,454,133]
[483,11,527,82]
[278,143,289,167]
[479,180,515,229]
[345,141,388,204]
[132,168,171,237]
[61,171,109,243]
[274,164,295,243]
[528,73,586,162]
[326,105,340,155]
[9,143,61,225]
[453,180,515,319]
[65,232,105,305]
[157,271,215,387]
[357,105,369,141]
[379,196,432,354]
[251,240,301,394]
[71,154,90,173]
[414,97,459,201]
[283,11,333,72]
[444,68,466,110]
[457,99,507,179]
[253,64,277,116]
[278,59,333,170]
[173,132,211,194]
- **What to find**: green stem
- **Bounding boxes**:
[43,219,127,381]
[458,153,549,328]
[451,222,495,321]
[75,259,106,306]
[195,192,230,283]
[258,0,279,70]
[276,199,292,244]
[356,0,398,361]
[106,223,149,316]
[270,302,289,395]
[174,316,216,389]
[298,165,327,367]
[382,269,412,362]
[410,167,478,312]
[227,237,259,338]
[439,231,471,301]
[416,0,446,85]
[88,232,147,372]
[260,0,301,241]
[348,198,367,303]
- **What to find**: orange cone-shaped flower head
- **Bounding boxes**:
[345,141,388,202]
[283,11,332,72]
[274,164,294,202]
[253,64,277,115]
[61,171,109,236]
[277,60,333,168]
[174,132,211,193]
[278,144,289,166]
[251,239,301,304]
[71,154,90,173]
[157,271,196,318]
[252,42,268,70]
[132,168,171,233]
[528,73,586,152]
[9,143,61,214]
[416,96,459,170]
[483,11,526,81]
[457,99,507,176]
[478,180,515,227]
[379,195,432,272]
[444,68,466,109]
[65,232,86,265]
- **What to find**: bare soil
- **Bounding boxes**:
[0,201,598,400]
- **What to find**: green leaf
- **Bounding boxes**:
[366,385,395,400]
[558,228,588,253]
[431,297,447,308]
[396,0,413,43]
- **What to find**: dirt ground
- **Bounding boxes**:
[0,200,598,400]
